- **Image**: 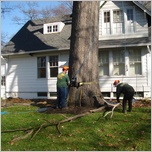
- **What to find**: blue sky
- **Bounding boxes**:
[1,1,60,43]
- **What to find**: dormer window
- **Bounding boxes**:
[43,22,65,34]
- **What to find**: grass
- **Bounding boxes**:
[1,105,151,151]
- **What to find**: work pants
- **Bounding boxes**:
[122,91,134,113]
[56,87,68,108]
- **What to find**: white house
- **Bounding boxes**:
[1,56,6,98]
[1,1,151,100]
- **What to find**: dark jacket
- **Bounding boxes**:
[116,83,135,102]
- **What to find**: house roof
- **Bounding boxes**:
[1,2,151,56]
[133,1,151,15]
[1,15,72,55]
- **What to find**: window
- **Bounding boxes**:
[103,11,111,34]
[113,50,125,75]
[43,22,65,34]
[127,9,133,21]
[102,92,110,97]
[47,26,52,33]
[50,92,57,98]
[99,51,109,76]
[47,25,58,33]
[113,10,123,34]
[37,92,47,97]
[129,50,141,75]
[49,56,58,77]
[113,10,123,22]
[1,76,5,86]
[37,57,46,78]
[104,11,110,23]
[53,25,58,32]
[126,9,134,33]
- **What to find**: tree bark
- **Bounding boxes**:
[68,1,104,107]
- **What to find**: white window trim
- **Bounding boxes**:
[101,6,136,36]
[43,22,65,34]
[124,6,136,34]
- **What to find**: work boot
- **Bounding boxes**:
[122,110,127,114]
[61,107,68,112]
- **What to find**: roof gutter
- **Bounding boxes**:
[2,42,151,56]
[1,47,70,57]
[99,43,151,49]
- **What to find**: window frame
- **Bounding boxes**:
[49,55,58,78]
[103,10,111,35]
[113,10,123,23]
[1,76,6,86]
[43,22,65,34]
[128,49,142,76]
[99,51,109,76]
[112,50,125,76]
[37,56,46,78]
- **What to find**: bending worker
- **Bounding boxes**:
[56,66,70,109]
[113,80,135,113]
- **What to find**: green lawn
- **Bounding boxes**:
[1,105,151,151]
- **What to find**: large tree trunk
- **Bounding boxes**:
[68,1,104,108]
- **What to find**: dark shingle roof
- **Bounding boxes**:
[1,3,151,56]
[2,15,72,55]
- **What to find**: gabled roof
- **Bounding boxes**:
[133,1,151,15]
[2,15,72,55]
[1,2,151,56]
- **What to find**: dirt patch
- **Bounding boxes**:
[1,98,151,114]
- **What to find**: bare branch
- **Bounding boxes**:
[10,129,34,145]
[52,4,72,16]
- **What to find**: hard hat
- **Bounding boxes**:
[62,66,69,71]
[113,80,120,85]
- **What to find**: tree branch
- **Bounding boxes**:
[2,106,112,143]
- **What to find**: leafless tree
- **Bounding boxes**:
[1,2,13,45]
[12,1,72,25]
[60,1,73,10]
[1,33,9,47]
[51,3,72,16]
[12,2,40,24]
[39,5,54,19]
[1,2,12,16]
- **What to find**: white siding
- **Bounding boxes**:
[99,1,148,40]
[98,46,151,98]
[1,57,6,99]
[5,52,69,99]
[5,47,151,99]
[2,1,151,99]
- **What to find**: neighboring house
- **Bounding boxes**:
[1,1,151,100]
[1,56,6,98]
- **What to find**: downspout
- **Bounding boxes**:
[147,45,151,53]
[146,45,151,88]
